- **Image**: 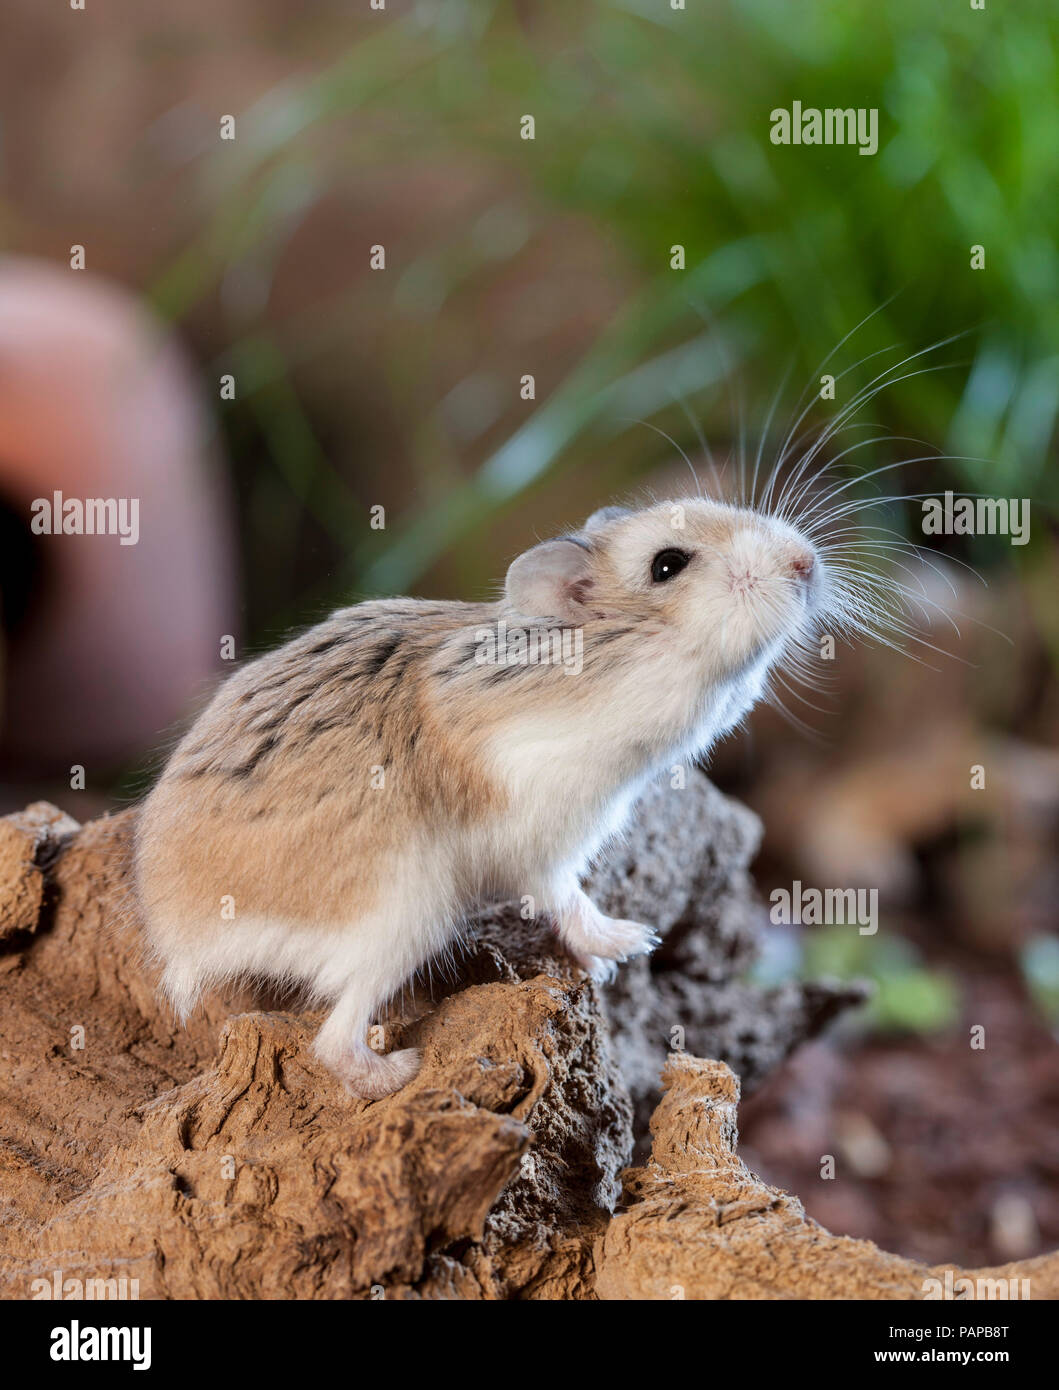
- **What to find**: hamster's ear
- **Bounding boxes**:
[505,539,593,621]
[584,505,631,533]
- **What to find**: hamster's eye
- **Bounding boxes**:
[650,548,691,583]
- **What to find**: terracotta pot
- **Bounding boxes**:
[0,258,237,776]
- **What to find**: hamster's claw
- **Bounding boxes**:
[618,932,663,962]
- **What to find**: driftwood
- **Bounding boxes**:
[0,775,1052,1299]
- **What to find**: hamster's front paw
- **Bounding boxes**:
[553,887,661,968]
[335,1046,422,1100]
[592,917,662,962]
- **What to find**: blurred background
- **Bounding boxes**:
[1,0,1057,1268]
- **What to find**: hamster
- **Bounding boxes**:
[133,499,823,1098]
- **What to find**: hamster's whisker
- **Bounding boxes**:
[770,419,887,516]
[792,449,994,526]
[767,292,902,483]
[771,657,837,714]
[832,559,1012,651]
[732,389,748,508]
[819,561,985,669]
[751,354,795,512]
[845,566,965,638]
[684,291,748,500]
[823,539,961,601]
[777,422,946,521]
[775,436,938,527]
[771,338,972,518]
[781,352,969,498]
[799,487,998,533]
[776,428,945,522]
[619,415,706,501]
[670,390,724,499]
[762,674,830,743]
[826,529,993,599]
[779,652,841,696]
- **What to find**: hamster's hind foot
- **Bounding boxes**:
[331,1045,422,1100]
[313,968,425,1099]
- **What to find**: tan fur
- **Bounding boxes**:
[137,601,504,934]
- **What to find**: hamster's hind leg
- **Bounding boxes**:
[313,964,421,1100]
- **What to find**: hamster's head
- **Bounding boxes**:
[504,499,825,684]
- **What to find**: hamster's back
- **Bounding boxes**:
[133,597,498,939]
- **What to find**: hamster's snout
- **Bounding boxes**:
[709,517,822,665]
[723,521,819,601]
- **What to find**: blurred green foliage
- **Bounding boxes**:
[803,925,961,1035]
[150,0,1058,621]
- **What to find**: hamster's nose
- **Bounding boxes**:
[789,549,816,583]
